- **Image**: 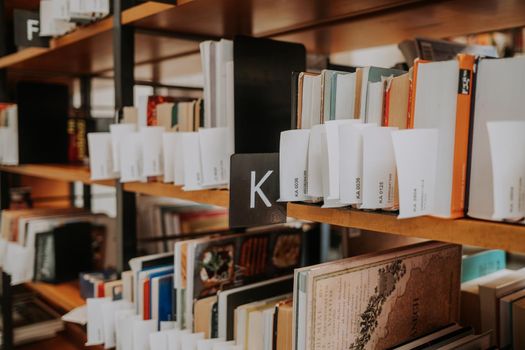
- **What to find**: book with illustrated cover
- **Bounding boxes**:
[293,241,461,350]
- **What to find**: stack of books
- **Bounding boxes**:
[39,0,110,37]
[0,208,116,284]
[280,55,525,224]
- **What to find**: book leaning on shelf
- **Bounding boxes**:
[280,54,525,223]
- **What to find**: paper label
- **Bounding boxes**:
[279,129,310,201]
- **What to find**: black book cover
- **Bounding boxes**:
[290,71,300,130]
[233,36,306,153]
[16,82,69,164]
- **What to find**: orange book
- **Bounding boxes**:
[407,59,428,129]
[451,54,475,217]
[410,55,475,218]
[143,278,151,320]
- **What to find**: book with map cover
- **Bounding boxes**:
[292,241,461,350]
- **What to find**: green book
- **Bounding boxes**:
[461,249,506,283]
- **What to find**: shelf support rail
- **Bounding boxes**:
[113,0,137,271]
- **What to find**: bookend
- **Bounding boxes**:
[229,36,306,228]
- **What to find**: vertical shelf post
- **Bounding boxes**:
[0,0,7,102]
[1,271,13,350]
[113,0,137,271]
[80,76,92,210]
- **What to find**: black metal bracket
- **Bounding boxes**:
[1,271,13,350]
[113,0,137,271]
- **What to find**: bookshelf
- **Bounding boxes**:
[0,165,114,186]
[26,281,84,312]
[1,0,525,347]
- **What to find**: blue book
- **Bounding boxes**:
[461,249,506,283]
[151,274,174,326]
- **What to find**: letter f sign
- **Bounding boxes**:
[250,170,273,208]
[27,19,39,41]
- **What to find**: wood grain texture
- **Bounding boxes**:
[26,280,85,312]
[287,203,525,253]
[123,181,229,208]
[0,164,115,186]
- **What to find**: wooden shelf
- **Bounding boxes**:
[26,280,85,312]
[123,181,229,208]
[287,203,525,253]
[0,164,114,186]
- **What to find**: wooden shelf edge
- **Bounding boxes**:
[26,280,85,312]
[287,203,525,253]
[121,1,175,25]
[123,181,229,208]
[0,164,115,187]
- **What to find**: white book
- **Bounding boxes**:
[486,121,525,221]
[88,133,118,181]
[173,133,185,185]
[334,72,356,120]
[361,126,397,209]
[133,319,158,350]
[320,120,361,207]
[262,307,275,350]
[226,61,235,155]
[115,311,138,350]
[137,95,149,127]
[365,81,384,125]
[199,127,230,187]
[300,74,322,129]
[101,300,133,349]
[215,39,234,128]
[141,126,165,177]
[180,332,205,350]
[391,129,439,218]
[162,132,177,183]
[200,41,216,128]
[109,123,136,173]
[306,125,324,198]
[197,338,225,350]
[339,122,375,205]
[413,59,459,218]
[166,329,191,350]
[279,129,310,202]
[119,132,145,183]
[86,297,112,346]
[150,331,168,350]
[181,132,203,190]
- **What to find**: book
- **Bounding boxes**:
[460,269,514,333]
[461,249,506,283]
[512,297,525,350]
[298,72,321,129]
[468,56,525,222]
[478,268,525,344]
[273,299,293,350]
[388,324,473,350]
[382,73,410,129]
[499,288,525,348]
[217,275,293,340]
[293,241,461,350]
[194,295,217,338]
[410,54,475,218]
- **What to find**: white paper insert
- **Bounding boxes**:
[279,129,310,201]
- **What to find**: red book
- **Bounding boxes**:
[143,279,151,320]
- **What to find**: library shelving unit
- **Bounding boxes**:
[1,0,525,348]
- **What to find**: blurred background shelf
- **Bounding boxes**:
[0,165,114,187]
[25,280,84,312]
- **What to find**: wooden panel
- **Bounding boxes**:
[132,0,423,38]
[123,182,229,208]
[26,281,85,312]
[20,176,70,208]
[0,165,114,186]
[287,203,525,253]
[273,0,525,54]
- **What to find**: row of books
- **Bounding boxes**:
[136,196,228,254]
[88,39,235,188]
[0,208,115,285]
[0,285,64,346]
[280,55,525,223]
[460,250,525,349]
[80,236,511,350]
[39,0,110,37]
[82,222,310,349]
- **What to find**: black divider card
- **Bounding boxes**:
[13,10,49,48]
[233,36,306,154]
[229,153,286,228]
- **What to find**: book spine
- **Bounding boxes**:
[383,82,392,126]
[450,54,475,218]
